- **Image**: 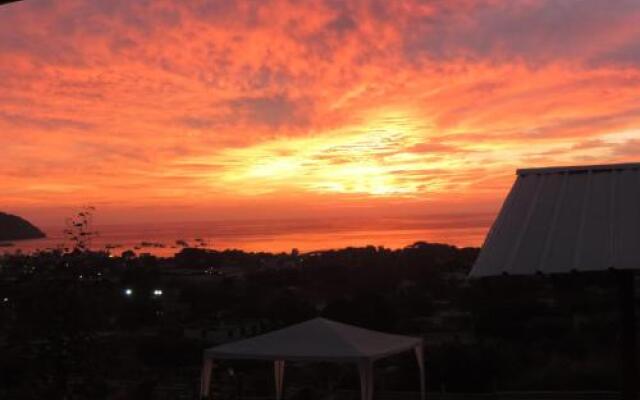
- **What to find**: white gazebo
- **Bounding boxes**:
[200,318,425,400]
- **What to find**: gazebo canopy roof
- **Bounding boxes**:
[470,162,640,278]
[204,318,422,362]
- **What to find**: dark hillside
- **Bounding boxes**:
[0,212,46,241]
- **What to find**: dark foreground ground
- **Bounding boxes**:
[0,242,633,399]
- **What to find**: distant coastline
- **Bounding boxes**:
[1,217,486,257]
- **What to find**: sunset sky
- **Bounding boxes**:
[2,0,640,246]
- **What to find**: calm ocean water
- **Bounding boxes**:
[1,216,489,257]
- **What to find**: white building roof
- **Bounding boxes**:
[204,317,422,362]
[470,162,640,277]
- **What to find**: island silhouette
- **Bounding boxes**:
[0,212,46,241]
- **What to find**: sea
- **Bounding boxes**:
[1,216,490,257]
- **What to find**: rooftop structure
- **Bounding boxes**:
[471,162,640,277]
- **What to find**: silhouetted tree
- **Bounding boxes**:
[63,206,98,252]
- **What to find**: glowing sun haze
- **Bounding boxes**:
[2,0,640,245]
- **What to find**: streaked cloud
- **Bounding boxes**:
[1,0,640,244]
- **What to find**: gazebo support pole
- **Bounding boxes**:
[619,270,637,400]
[358,361,374,400]
[358,362,367,400]
[414,344,426,400]
[368,362,374,400]
[274,360,285,400]
[201,358,214,399]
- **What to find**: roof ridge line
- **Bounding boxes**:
[322,319,369,356]
[518,162,640,176]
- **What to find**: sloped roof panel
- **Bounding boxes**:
[204,318,421,362]
[470,163,640,277]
